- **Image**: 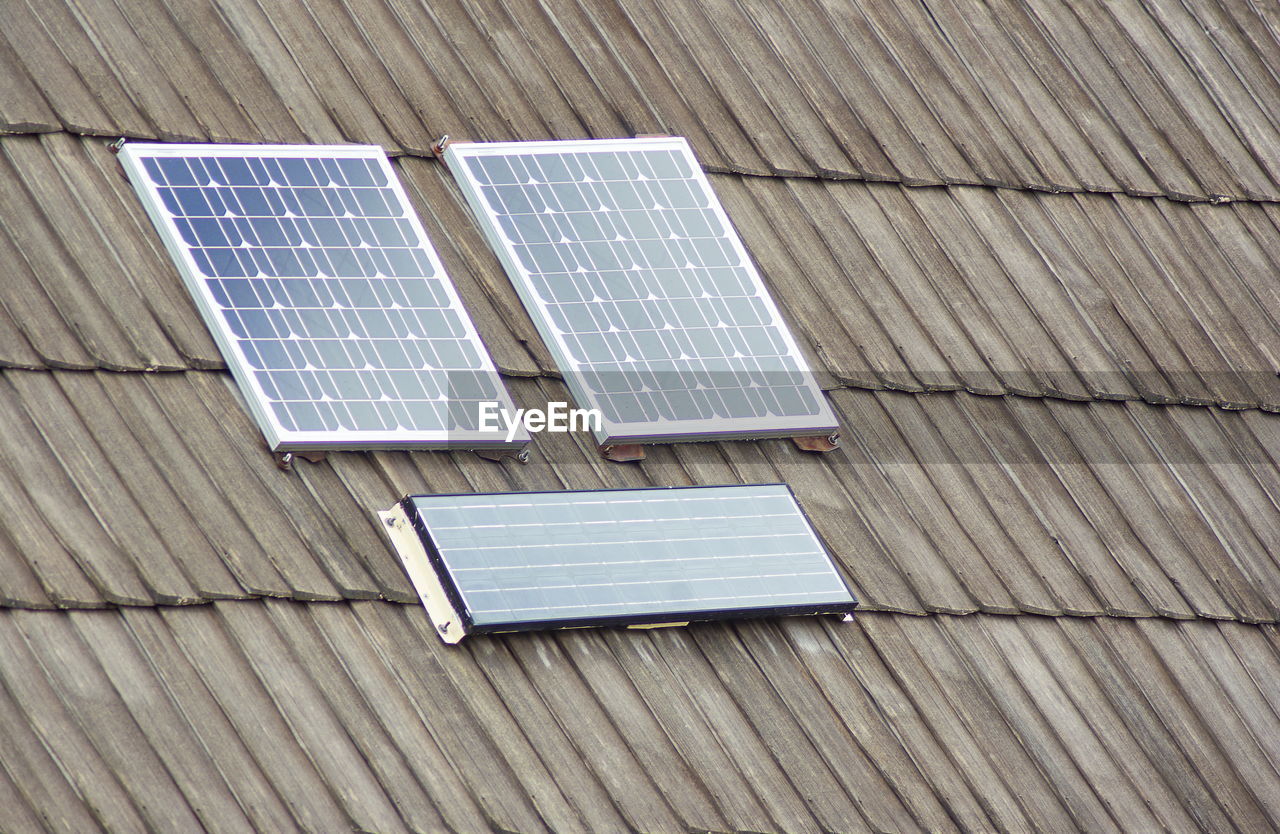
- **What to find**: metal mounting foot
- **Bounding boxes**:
[792,433,840,453]
[600,444,646,462]
[430,134,450,166]
[475,446,532,464]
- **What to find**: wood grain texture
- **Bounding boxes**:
[6,134,1280,414]
[2,605,1276,833]
[0,2,1278,830]
[1,0,1278,200]
[0,370,1277,624]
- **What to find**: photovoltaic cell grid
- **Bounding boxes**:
[445,137,838,444]
[406,484,856,632]
[119,144,525,450]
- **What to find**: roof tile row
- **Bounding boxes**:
[3,2,1279,830]
[4,0,1280,200]
[1,602,1276,833]
[4,135,1280,409]
[3,369,1278,622]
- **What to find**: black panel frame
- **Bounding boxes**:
[401,484,858,636]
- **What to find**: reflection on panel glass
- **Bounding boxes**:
[446,138,838,444]
[402,484,856,636]
[119,144,525,450]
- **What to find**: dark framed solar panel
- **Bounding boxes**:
[380,484,856,643]
[444,137,838,446]
[119,143,527,451]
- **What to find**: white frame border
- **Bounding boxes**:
[444,137,838,445]
[119,142,528,451]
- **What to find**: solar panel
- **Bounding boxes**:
[380,484,856,642]
[119,143,527,451]
[444,137,838,445]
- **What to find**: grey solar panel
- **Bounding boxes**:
[445,137,838,445]
[381,484,856,642]
[119,143,527,451]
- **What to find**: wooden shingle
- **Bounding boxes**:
[2,2,1280,831]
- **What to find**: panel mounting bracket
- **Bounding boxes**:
[600,443,646,462]
[109,137,132,182]
[432,135,476,169]
[380,506,467,644]
[475,446,531,464]
[273,450,328,469]
[792,433,840,453]
[430,134,451,167]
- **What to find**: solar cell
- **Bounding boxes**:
[382,484,856,641]
[119,143,527,451]
[445,137,838,445]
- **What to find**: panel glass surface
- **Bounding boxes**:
[445,137,838,444]
[409,484,855,629]
[120,143,525,450]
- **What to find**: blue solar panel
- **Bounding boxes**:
[393,484,856,639]
[119,143,526,451]
[445,137,838,445]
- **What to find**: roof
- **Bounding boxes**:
[1,1,1278,831]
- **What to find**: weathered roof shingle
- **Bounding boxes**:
[2,0,1279,831]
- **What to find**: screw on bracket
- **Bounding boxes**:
[430,135,451,168]
[475,446,531,464]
